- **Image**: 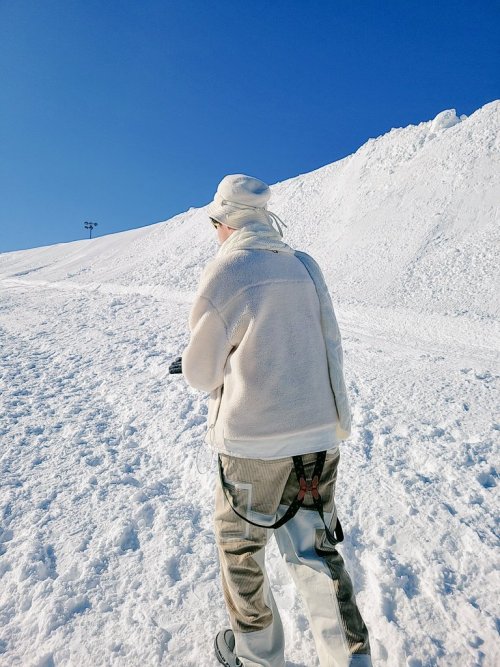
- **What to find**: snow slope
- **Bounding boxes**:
[0,100,499,666]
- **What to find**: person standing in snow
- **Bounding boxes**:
[171,175,371,667]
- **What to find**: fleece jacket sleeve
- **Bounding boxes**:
[182,295,233,393]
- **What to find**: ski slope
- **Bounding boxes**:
[0,100,499,666]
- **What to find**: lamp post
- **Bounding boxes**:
[84,221,98,239]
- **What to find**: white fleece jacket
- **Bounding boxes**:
[182,226,350,459]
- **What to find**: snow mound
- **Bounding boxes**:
[430,108,464,133]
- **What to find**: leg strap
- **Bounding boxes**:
[218,452,344,545]
[292,452,344,545]
[218,456,304,530]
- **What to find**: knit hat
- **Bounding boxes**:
[207,174,287,236]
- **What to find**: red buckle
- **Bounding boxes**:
[311,476,320,500]
[297,478,307,502]
[297,476,320,502]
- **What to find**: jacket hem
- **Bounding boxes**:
[207,423,341,460]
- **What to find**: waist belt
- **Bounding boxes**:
[218,450,344,546]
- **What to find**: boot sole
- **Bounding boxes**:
[214,634,231,666]
[214,634,241,666]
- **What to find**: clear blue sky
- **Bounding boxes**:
[1,0,498,252]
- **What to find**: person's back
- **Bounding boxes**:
[177,174,372,667]
[184,246,339,455]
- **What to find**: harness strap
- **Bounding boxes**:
[218,452,344,545]
[218,456,304,530]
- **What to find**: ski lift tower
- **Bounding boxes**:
[84,221,98,239]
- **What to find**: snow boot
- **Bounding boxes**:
[214,629,242,667]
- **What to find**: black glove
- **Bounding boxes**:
[169,356,183,374]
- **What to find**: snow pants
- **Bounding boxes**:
[215,449,371,667]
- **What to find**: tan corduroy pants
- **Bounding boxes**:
[215,449,372,667]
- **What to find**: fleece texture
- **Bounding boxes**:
[182,223,351,458]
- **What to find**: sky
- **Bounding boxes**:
[0,0,498,253]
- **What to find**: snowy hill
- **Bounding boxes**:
[0,101,499,666]
[1,101,498,318]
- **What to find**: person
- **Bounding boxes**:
[171,174,372,667]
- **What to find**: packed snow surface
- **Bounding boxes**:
[0,101,499,666]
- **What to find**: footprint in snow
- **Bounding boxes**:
[114,521,140,552]
[474,370,493,381]
[135,503,155,528]
[19,543,58,581]
[477,470,496,489]
[33,654,55,667]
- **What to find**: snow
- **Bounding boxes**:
[0,100,499,666]
[429,109,463,133]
